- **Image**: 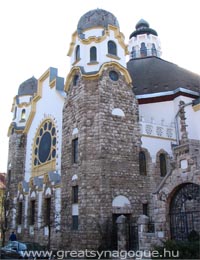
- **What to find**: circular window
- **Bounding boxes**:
[33,120,56,166]
[109,70,119,81]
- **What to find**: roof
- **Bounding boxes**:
[129,19,158,39]
[127,56,200,96]
[77,9,119,36]
[18,76,38,96]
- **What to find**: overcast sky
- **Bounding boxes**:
[0,0,199,172]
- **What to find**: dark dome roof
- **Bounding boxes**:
[129,19,158,39]
[136,19,149,29]
[18,76,38,96]
[77,9,119,35]
[127,56,200,96]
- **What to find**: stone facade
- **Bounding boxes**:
[61,65,150,249]
[6,132,26,234]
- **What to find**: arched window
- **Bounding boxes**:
[72,138,78,164]
[131,47,136,59]
[139,151,147,175]
[75,45,80,61]
[44,197,51,226]
[151,43,157,56]
[160,153,167,177]
[73,75,79,86]
[21,109,26,121]
[108,41,117,56]
[30,200,35,225]
[17,201,23,225]
[140,42,147,57]
[90,46,97,62]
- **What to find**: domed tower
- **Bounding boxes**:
[128,19,162,59]
[7,77,37,231]
[61,9,144,250]
[67,8,127,72]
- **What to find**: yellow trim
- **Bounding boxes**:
[64,61,132,92]
[11,96,31,111]
[7,123,13,136]
[106,54,120,60]
[15,129,23,134]
[87,61,99,65]
[18,102,31,108]
[23,68,53,134]
[7,124,24,136]
[67,31,77,56]
[72,58,81,66]
[67,25,128,56]
[193,103,200,112]
[32,159,56,177]
[11,97,16,112]
[50,78,56,89]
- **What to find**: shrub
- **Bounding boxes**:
[152,238,200,259]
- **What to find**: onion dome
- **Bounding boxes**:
[77,8,119,36]
[129,19,158,39]
[18,76,38,96]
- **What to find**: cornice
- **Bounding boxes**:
[64,61,132,92]
[67,25,128,57]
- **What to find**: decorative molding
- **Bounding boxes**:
[67,25,128,57]
[64,61,132,92]
[140,121,176,140]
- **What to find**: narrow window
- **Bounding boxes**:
[160,153,167,177]
[72,186,78,203]
[90,46,97,62]
[108,41,117,56]
[140,42,147,57]
[73,75,79,86]
[139,151,147,175]
[30,200,35,225]
[72,138,78,164]
[13,107,17,120]
[21,109,26,121]
[131,47,136,59]
[17,202,23,225]
[143,203,148,216]
[75,45,80,61]
[151,43,157,56]
[72,215,78,230]
[45,198,51,226]
[7,169,11,184]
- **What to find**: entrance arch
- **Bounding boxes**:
[169,183,200,240]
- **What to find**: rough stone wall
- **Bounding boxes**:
[6,132,26,237]
[61,66,151,250]
[149,140,200,247]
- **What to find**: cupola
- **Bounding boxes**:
[67,9,127,73]
[128,19,162,59]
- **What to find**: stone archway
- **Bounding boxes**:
[169,183,200,240]
[111,196,134,250]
